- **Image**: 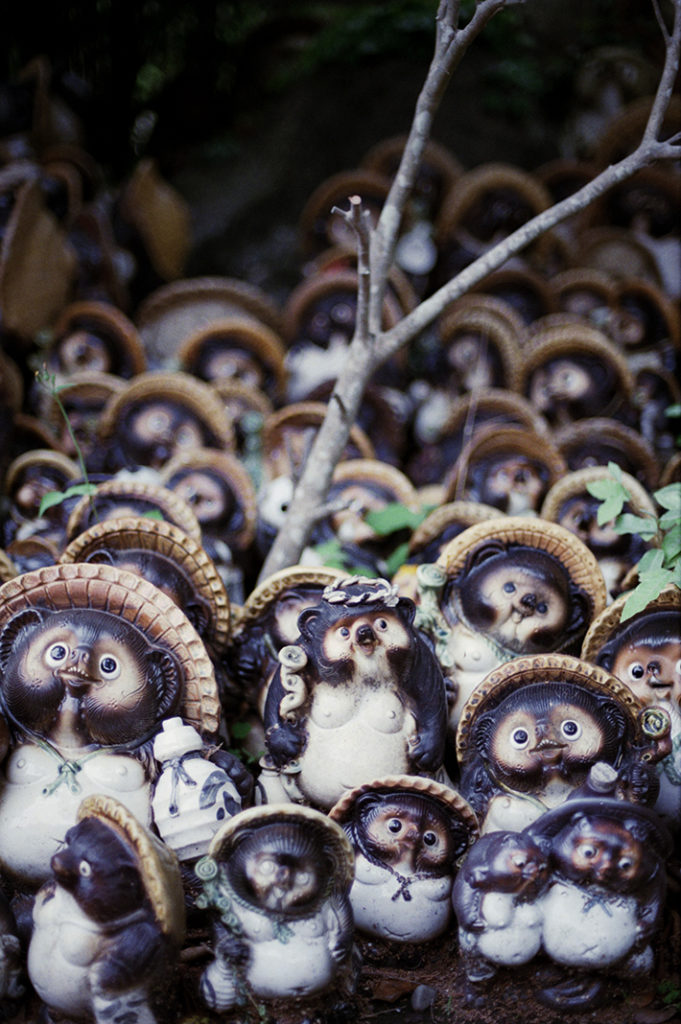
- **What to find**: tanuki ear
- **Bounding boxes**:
[0,608,46,670]
[297,607,322,642]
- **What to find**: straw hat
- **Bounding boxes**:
[59,515,231,655]
[77,794,186,942]
[580,583,681,666]
[65,478,202,545]
[0,562,220,735]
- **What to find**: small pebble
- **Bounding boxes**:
[410,984,436,1011]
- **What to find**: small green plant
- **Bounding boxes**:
[586,461,681,619]
[34,367,98,517]
[228,720,263,766]
[658,978,681,1011]
[311,501,434,577]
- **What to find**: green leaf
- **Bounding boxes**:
[384,541,411,577]
[606,460,624,483]
[230,721,252,740]
[143,509,164,520]
[661,524,681,566]
[38,482,97,517]
[596,493,625,526]
[653,483,681,512]
[365,502,425,535]
[614,513,658,539]
[585,479,621,501]
[620,569,676,620]
[637,548,665,573]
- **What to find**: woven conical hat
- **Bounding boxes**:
[439,388,552,441]
[553,418,660,492]
[437,308,523,391]
[5,449,80,496]
[66,478,202,545]
[408,500,501,556]
[437,515,608,616]
[443,423,567,504]
[77,794,185,941]
[211,378,274,420]
[580,583,681,665]
[331,458,418,507]
[436,162,552,242]
[594,95,681,167]
[519,322,634,403]
[59,515,231,655]
[540,465,657,524]
[97,371,234,451]
[473,267,558,324]
[135,276,282,366]
[329,773,479,844]
[613,277,681,350]
[439,293,528,344]
[298,168,392,254]
[43,371,127,437]
[262,401,375,471]
[177,315,288,398]
[361,135,463,205]
[281,268,402,344]
[159,448,258,552]
[575,228,663,286]
[205,804,355,891]
[550,267,616,315]
[118,157,191,282]
[236,564,346,629]
[0,549,18,584]
[305,245,418,315]
[0,562,220,734]
[51,300,147,378]
[455,653,641,765]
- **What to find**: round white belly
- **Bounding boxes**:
[541,881,639,967]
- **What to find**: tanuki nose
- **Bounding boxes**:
[356,624,376,645]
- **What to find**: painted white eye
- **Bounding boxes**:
[46,643,69,667]
[338,626,350,639]
[423,830,438,847]
[580,844,597,860]
[98,655,121,679]
[258,858,276,876]
[536,601,548,615]
[627,662,646,681]
[375,618,389,631]
[388,818,403,834]
[618,857,633,871]
[79,860,92,877]
[561,719,582,740]
[676,659,681,676]
[503,581,516,594]
[510,728,530,749]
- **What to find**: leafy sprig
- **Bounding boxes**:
[34,367,97,517]
[586,461,681,620]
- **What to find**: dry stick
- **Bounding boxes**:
[258,0,681,582]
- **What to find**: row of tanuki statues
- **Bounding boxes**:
[0,505,678,1022]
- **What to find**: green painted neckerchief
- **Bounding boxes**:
[34,737,110,796]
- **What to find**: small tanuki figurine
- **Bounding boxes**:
[259,576,448,810]
[581,584,681,828]
[0,882,23,1006]
[0,562,220,889]
[27,794,185,1024]
[452,797,671,1010]
[455,654,668,834]
[415,517,607,736]
[329,774,478,943]
[194,804,356,1013]
[527,797,671,1009]
[452,829,549,982]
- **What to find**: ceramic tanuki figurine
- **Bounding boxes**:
[453,798,671,1010]
[415,517,607,736]
[454,654,669,834]
[194,804,356,1013]
[540,465,657,602]
[452,829,549,983]
[527,798,672,1009]
[0,562,220,889]
[581,584,681,828]
[27,793,185,1024]
[259,576,448,810]
[329,775,478,943]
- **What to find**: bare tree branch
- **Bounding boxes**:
[257,0,681,583]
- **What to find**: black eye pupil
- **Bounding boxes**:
[388,819,402,834]
[51,645,67,660]
[513,729,528,744]
[503,582,515,593]
[537,602,547,614]
[424,832,437,846]
[632,665,644,678]
[563,721,578,736]
[101,657,117,673]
